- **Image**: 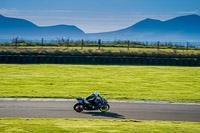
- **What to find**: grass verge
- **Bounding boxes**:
[0,118,199,133]
[0,64,199,101]
[1,46,200,58]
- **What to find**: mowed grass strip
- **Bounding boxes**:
[0,64,199,101]
[0,118,199,133]
[1,46,200,56]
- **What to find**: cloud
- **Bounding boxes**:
[177,9,199,14]
[0,8,20,15]
[41,10,80,13]
[0,8,79,15]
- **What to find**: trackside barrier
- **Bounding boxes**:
[0,55,199,66]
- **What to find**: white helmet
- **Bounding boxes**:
[94,91,100,97]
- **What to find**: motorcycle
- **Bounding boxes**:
[73,97,110,113]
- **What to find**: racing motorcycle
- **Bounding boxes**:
[73,97,110,113]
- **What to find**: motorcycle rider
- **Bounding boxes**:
[84,91,101,108]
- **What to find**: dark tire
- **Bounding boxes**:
[73,103,83,113]
[99,104,110,112]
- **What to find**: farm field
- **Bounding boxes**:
[0,118,199,133]
[1,42,200,57]
[1,46,200,54]
[0,64,199,101]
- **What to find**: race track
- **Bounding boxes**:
[0,101,200,122]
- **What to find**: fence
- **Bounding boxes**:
[1,39,200,50]
[0,55,199,66]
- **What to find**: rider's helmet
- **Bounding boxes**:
[94,91,100,97]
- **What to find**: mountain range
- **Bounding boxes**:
[0,14,200,41]
[0,14,85,40]
[88,14,200,41]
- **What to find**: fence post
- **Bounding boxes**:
[41,38,44,44]
[98,39,101,50]
[67,39,70,48]
[61,38,65,47]
[127,40,130,50]
[186,42,189,51]
[13,37,18,48]
[81,39,84,50]
[157,41,160,50]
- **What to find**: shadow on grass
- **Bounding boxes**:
[82,112,125,119]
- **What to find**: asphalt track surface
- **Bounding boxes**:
[0,101,200,122]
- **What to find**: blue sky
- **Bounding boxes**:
[0,0,200,33]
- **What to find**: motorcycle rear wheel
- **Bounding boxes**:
[73,103,83,113]
[99,104,110,112]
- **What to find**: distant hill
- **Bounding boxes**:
[0,14,85,39]
[1,14,200,41]
[88,14,200,41]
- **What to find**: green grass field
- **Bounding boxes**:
[0,118,199,133]
[0,64,199,101]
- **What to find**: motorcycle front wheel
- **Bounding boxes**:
[73,103,83,113]
[99,104,110,112]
